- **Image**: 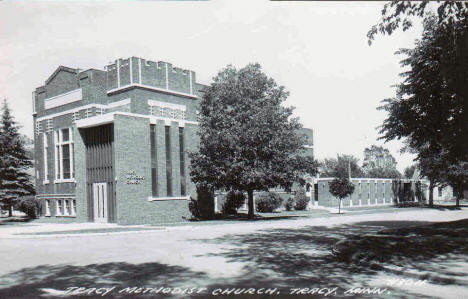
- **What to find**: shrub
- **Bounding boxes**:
[221,190,245,215]
[188,185,215,220]
[285,197,295,211]
[188,197,201,220]
[256,192,283,213]
[294,189,310,210]
[15,196,41,218]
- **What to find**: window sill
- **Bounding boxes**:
[54,179,76,184]
[43,180,50,185]
[55,215,76,218]
[148,196,190,201]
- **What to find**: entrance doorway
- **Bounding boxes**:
[93,182,108,222]
[82,124,115,223]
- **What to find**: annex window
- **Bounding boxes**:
[438,187,443,197]
[55,128,74,181]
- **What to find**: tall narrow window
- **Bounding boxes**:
[165,126,172,196]
[71,199,76,216]
[150,125,158,197]
[43,133,49,183]
[56,200,63,216]
[45,199,51,216]
[179,127,186,196]
[55,128,74,180]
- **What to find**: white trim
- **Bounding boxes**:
[129,58,133,84]
[59,130,63,180]
[107,83,198,99]
[148,196,190,201]
[54,178,76,184]
[54,131,59,180]
[32,91,36,114]
[76,113,114,128]
[189,71,193,95]
[70,128,74,179]
[75,111,198,129]
[315,177,395,182]
[148,99,186,111]
[107,98,131,108]
[138,58,142,84]
[165,63,169,89]
[36,194,76,198]
[117,59,121,88]
[44,89,82,110]
[37,104,108,121]
[43,133,48,182]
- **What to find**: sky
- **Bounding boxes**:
[0,0,424,172]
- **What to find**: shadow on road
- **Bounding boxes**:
[0,262,207,298]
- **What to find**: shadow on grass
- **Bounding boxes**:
[193,219,468,297]
[0,262,207,298]
[0,216,34,226]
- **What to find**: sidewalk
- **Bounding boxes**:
[0,205,462,239]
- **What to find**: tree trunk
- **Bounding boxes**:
[8,205,13,217]
[429,180,434,208]
[338,199,341,214]
[247,189,254,219]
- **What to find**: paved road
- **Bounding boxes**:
[1,208,467,298]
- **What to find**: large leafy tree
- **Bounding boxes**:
[189,64,318,219]
[0,100,35,216]
[320,155,365,178]
[376,10,468,205]
[367,0,468,45]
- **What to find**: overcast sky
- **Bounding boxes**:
[0,0,424,172]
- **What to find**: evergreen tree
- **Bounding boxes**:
[0,100,35,216]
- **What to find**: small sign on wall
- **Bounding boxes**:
[125,170,145,185]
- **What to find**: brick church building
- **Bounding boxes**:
[33,57,205,224]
